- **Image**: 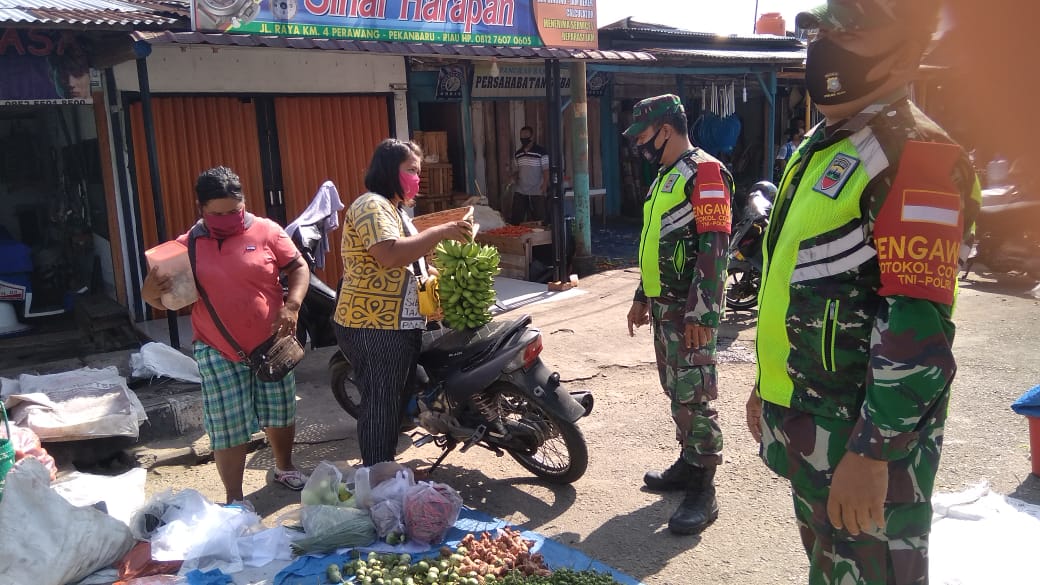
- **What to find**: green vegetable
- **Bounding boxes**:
[327,563,344,584]
[289,507,377,556]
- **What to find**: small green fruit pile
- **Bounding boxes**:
[434,240,500,330]
[327,551,494,585]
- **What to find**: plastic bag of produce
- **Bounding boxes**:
[301,461,348,507]
[291,505,376,556]
[403,481,463,546]
[369,498,405,539]
[354,462,413,509]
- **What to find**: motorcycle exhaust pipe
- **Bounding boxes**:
[569,390,594,417]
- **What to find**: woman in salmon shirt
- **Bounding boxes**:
[143,166,311,504]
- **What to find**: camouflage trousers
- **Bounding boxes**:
[760,399,949,585]
[651,300,722,467]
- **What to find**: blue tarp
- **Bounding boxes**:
[1012,385,1040,417]
[274,507,642,585]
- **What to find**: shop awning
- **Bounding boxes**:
[129,30,656,62]
[0,0,185,27]
[647,47,805,65]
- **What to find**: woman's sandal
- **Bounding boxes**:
[269,468,309,491]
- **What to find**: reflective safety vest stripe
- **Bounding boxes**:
[638,159,696,297]
[756,130,886,407]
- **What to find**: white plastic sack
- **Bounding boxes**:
[355,462,414,509]
[0,458,134,585]
[51,467,148,526]
[5,366,146,441]
[130,342,202,384]
[136,489,281,575]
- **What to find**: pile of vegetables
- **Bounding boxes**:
[482,226,536,237]
[454,529,549,580]
[323,529,624,585]
[290,506,376,556]
[434,240,500,330]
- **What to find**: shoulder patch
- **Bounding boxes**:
[874,141,965,305]
[661,174,679,193]
[690,161,731,234]
[813,153,860,199]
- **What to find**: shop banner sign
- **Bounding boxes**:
[471,63,610,98]
[0,29,93,106]
[191,0,597,49]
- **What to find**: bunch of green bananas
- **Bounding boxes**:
[434,239,501,330]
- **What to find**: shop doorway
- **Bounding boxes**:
[0,104,123,363]
[418,102,465,193]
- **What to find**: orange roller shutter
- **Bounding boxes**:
[130,96,266,250]
[274,95,391,287]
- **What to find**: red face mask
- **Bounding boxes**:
[205,209,246,239]
[400,171,420,201]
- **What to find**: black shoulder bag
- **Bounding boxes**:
[187,229,304,382]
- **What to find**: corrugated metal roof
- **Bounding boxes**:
[601,18,804,48]
[0,0,185,27]
[648,47,806,65]
[130,30,656,61]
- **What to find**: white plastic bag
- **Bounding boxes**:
[355,462,414,509]
[130,342,202,383]
[370,499,405,539]
[6,366,146,441]
[0,458,134,585]
[300,460,345,506]
[52,467,147,526]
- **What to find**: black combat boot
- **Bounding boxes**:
[667,465,719,535]
[643,456,696,492]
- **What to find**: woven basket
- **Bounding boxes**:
[411,206,474,232]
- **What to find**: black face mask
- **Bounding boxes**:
[805,36,897,105]
[520,137,532,147]
[635,126,669,166]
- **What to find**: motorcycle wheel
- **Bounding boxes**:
[329,351,361,420]
[725,266,760,311]
[492,383,589,484]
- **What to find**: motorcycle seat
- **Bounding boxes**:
[420,315,533,372]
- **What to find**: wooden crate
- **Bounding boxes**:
[476,229,552,281]
[419,162,453,196]
[412,131,448,163]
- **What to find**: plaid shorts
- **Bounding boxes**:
[194,342,297,450]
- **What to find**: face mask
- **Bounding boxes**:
[205,209,246,239]
[806,36,897,105]
[635,126,669,166]
[520,137,532,147]
[399,171,420,201]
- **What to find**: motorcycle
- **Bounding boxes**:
[725,181,774,311]
[963,180,1040,278]
[288,197,594,484]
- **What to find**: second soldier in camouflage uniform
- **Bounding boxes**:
[746,2,981,583]
[624,94,732,535]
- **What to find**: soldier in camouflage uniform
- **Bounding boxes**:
[745,2,982,583]
[624,94,733,535]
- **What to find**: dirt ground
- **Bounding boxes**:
[146,267,1040,585]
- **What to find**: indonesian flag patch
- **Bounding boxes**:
[691,162,731,234]
[874,141,965,305]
